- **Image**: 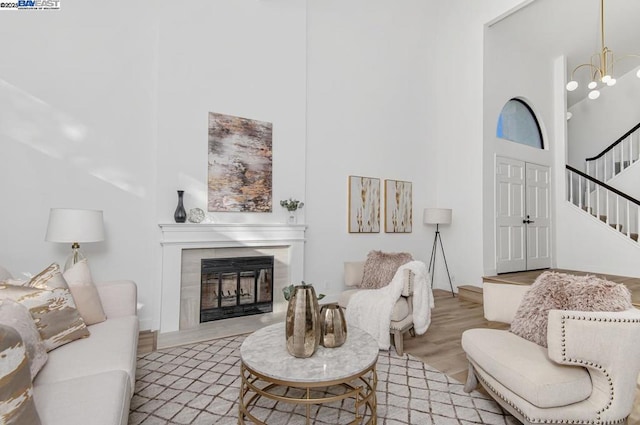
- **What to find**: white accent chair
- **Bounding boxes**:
[462,284,640,425]
[338,261,415,355]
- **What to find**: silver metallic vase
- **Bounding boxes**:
[285,284,321,358]
[319,303,347,348]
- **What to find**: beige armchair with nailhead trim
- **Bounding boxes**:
[461,308,640,424]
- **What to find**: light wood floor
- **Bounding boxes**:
[403,289,507,383]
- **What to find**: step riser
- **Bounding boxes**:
[458,285,483,305]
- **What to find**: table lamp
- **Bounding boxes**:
[423,208,454,296]
[45,208,105,271]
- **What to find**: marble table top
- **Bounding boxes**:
[240,323,379,383]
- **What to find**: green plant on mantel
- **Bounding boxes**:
[282,281,325,301]
[280,198,304,212]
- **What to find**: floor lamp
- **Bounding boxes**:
[423,208,455,297]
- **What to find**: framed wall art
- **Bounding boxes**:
[348,176,380,233]
[207,112,273,212]
[384,179,412,233]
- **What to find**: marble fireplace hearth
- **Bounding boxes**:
[158,223,306,347]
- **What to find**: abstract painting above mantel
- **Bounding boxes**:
[207,112,273,212]
[348,175,380,233]
[385,179,412,233]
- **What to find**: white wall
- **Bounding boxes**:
[568,66,640,168]
[7,0,634,332]
[0,2,159,330]
[430,0,524,287]
[609,165,640,201]
[557,203,640,278]
[304,0,436,295]
[482,1,557,276]
[0,0,308,331]
[155,1,307,226]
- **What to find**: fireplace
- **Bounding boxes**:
[158,223,305,334]
[200,256,274,322]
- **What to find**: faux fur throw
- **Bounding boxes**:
[346,260,434,350]
[360,251,413,289]
[510,271,633,347]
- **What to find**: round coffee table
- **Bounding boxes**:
[239,323,379,424]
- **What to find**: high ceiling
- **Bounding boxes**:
[490,0,640,107]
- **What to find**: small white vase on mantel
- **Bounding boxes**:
[287,210,297,225]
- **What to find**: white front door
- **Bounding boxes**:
[496,157,551,273]
[524,163,551,270]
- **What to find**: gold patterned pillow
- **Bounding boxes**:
[0,283,89,352]
[27,263,68,290]
[0,324,42,425]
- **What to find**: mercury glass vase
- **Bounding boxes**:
[319,303,347,348]
[285,284,321,358]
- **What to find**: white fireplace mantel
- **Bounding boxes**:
[159,223,307,246]
[158,223,306,333]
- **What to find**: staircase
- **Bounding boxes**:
[585,122,640,182]
[567,122,640,243]
[567,165,639,243]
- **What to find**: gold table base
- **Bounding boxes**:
[239,361,377,425]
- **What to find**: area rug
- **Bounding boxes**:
[129,335,517,425]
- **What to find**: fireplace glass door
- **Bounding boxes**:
[200,256,274,322]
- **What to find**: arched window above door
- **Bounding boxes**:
[496,98,543,149]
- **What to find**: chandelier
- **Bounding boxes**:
[565,0,640,100]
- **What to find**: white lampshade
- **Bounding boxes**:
[45,208,105,243]
[423,208,452,225]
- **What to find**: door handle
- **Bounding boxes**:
[523,219,535,224]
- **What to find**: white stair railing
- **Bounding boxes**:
[567,165,639,243]
[585,124,640,182]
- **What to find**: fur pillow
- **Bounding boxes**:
[360,250,413,289]
[510,271,633,347]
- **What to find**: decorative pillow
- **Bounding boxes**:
[27,263,68,290]
[510,271,633,347]
[0,283,90,352]
[62,259,106,325]
[0,300,47,380]
[0,267,26,287]
[0,324,42,425]
[360,250,413,289]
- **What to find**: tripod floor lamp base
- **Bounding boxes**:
[423,208,455,297]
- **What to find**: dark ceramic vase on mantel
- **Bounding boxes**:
[174,190,187,223]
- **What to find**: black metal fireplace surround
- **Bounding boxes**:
[200,256,274,322]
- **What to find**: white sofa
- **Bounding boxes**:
[0,266,139,425]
